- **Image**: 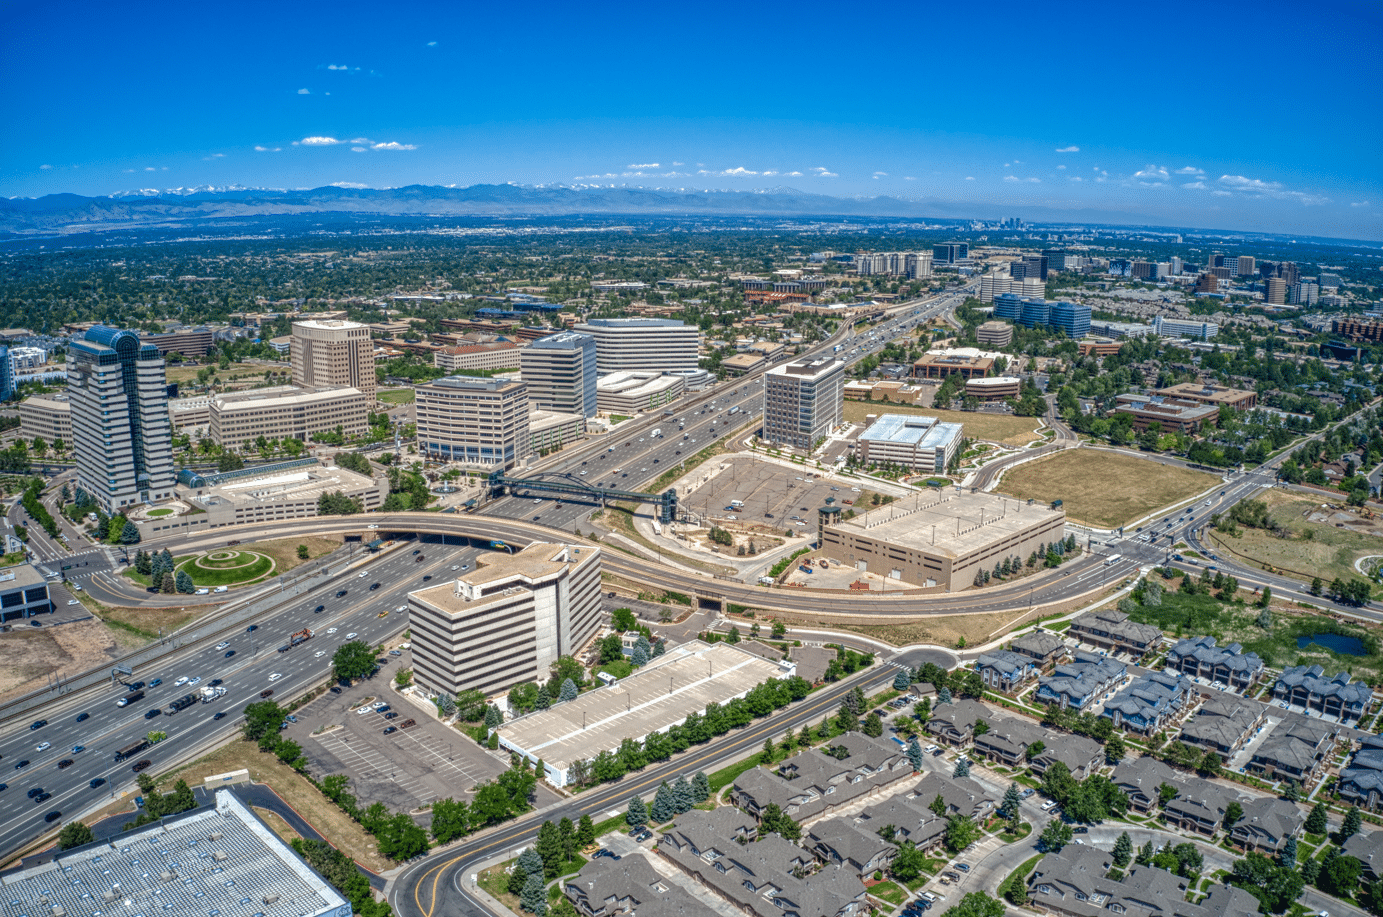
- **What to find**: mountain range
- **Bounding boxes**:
[0,183,1166,234]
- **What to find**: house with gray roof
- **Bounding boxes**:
[925,698,991,747]
[807,817,897,877]
[789,645,836,684]
[971,715,1046,768]
[974,650,1036,692]
[1247,714,1336,784]
[566,857,716,917]
[1101,669,1193,735]
[1112,756,1183,814]
[1068,609,1164,658]
[1229,795,1304,855]
[1177,694,1265,756]
[1029,733,1103,780]
[1166,635,1264,690]
[1273,664,1373,724]
[1163,780,1236,839]
[1340,734,1383,812]
[1034,651,1126,711]
[909,771,997,820]
[660,824,867,917]
[1343,829,1383,881]
[732,734,911,825]
[1010,630,1068,669]
[852,796,947,853]
[1027,844,1260,917]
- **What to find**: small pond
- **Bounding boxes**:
[1296,633,1369,656]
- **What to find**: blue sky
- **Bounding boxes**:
[4,0,1380,239]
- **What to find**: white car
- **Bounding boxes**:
[71,583,82,591]
[175,676,190,687]
[67,599,80,606]
[314,650,325,658]
[188,676,201,686]
[396,605,407,613]
[326,627,338,634]
[216,642,229,650]
[372,701,387,710]
[367,524,378,529]
[1040,800,1057,810]
[36,741,51,752]
[533,498,542,504]
[356,706,371,715]
[358,572,368,578]
[195,588,209,595]
[269,673,282,682]
[346,632,358,639]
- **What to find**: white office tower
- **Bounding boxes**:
[291,319,376,400]
[906,251,934,280]
[572,318,699,375]
[763,357,845,451]
[67,327,175,513]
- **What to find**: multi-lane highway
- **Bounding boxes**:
[0,543,486,860]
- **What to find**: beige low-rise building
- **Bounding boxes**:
[530,409,586,454]
[433,342,521,372]
[596,371,685,415]
[721,352,767,375]
[965,376,1022,401]
[976,321,1013,347]
[408,542,602,706]
[209,385,368,449]
[17,394,72,447]
[169,396,211,433]
[821,489,1066,591]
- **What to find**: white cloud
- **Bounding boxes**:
[352,147,367,153]
[144,166,156,171]
[331,181,369,189]
[1212,190,1232,197]
[721,166,756,176]
[786,171,802,177]
[254,145,282,152]
[325,64,360,71]
[904,176,916,181]
[426,41,437,47]
[202,153,225,160]
[1070,176,1083,182]
[1218,174,1329,205]
[298,136,342,145]
[1003,163,1010,168]
[762,170,778,177]
[1351,201,1371,207]
[1003,175,1040,183]
[39,164,51,170]
[1182,181,1207,190]
[371,141,417,151]
[1056,165,1065,170]
[1055,146,1080,153]
[672,161,683,166]
[627,163,660,169]
[297,88,311,95]
[873,171,888,177]
[1174,166,1203,175]
[1132,165,1170,185]
[964,176,975,181]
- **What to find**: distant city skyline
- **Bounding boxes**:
[4,0,1380,240]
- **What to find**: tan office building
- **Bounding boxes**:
[433,342,521,372]
[529,409,586,454]
[17,394,73,446]
[291,319,376,400]
[976,321,1013,347]
[209,385,369,449]
[407,542,603,699]
[416,375,530,469]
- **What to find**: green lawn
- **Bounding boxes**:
[146,508,174,517]
[178,553,274,587]
[708,758,762,793]
[869,881,906,906]
[376,389,415,404]
[591,813,632,838]
[596,659,634,680]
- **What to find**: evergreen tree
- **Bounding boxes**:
[1136,841,1155,866]
[937,686,952,705]
[558,817,576,864]
[520,874,547,915]
[692,771,710,803]
[848,686,866,715]
[672,776,695,814]
[535,685,551,711]
[1282,780,1300,803]
[174,570,195,593]
[536,821,562,878]
[999,783,1022,820]
[1305,802,1329,835]
[1280,835,1297,868]
[862,712,884,738]
[631,643,649,667]
[953,758,970,778]
[652,640,665,657]
[762,736,776,764]
[893,668,911,690]
[577,814,596,848]
[484,704,502,729]
[159,548,173,571]
[161,572,176,594]
[135,549,152,575]
[559,678,578,702]
[650,782,675,823]
[906,737,924,771]
[1342,807,1362,842]
[1112,832,1132,868]
[626,795,648,828]
[120,520,141,544]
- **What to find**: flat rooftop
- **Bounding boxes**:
[191,462,376,507]
[496,640,789,772]
[832,489,1063,559]
[0,790,348,917]
[410,543,593,616]
[0,563,47,591]
[858,414,963,450]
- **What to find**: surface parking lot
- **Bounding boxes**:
[284,654,547,815]
[679,455,855,531]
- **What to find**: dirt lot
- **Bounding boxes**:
[1209,489,1383,592]
[997,449,1219,528]
[843,401,1041,447]
[163,737,396,873]
[0,618,122,702]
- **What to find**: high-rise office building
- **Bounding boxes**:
[291,319,376,400]
[763,357,844,451]
[1319,273,1342,289]
[0,345,13,401]
[1265,277,1288,305]
[905,251,933,280]
[1049,301,1091,338]
[1169,256,1183,275]
[1237,256,1256,278]
[1290,282,1319,306]
[1042,250,1065,274]
[1195,273,1219,294]
[521,331,599,418]
[415,375,530,469]
[67,327,175,513]
[933,242,970,265]
[572,318,699,375]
